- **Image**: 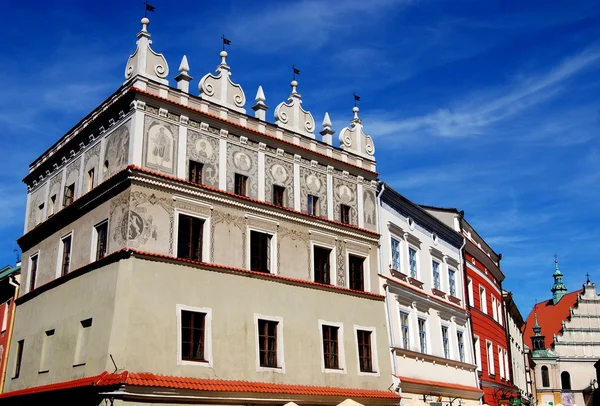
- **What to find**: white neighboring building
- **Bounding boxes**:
[377,183,482,406]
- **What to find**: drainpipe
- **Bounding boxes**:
[376,183,399,377]
[0,274,20,393]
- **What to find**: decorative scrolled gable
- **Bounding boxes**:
[199,51,246,114]
[339,107,375,161]
[274,80,315,139]
[124,18,169,85]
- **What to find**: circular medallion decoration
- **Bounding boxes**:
[195,139,213,159]
[270,164,288,183]
[233,151,252,171]
[338,184,353,203]
[306,174,321,193]
[121,210,145,240]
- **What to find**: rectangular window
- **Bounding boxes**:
[391,238,401,271]
[273,185,285,207]
[504,349,510,380]
[307,194,319,216]
[95,221,108,260]
[441,326,449,358]
[340,204,351,224]
[313,246,331,284]
[37,203,44,223]
[188,161,203,185]
[474,336,482,371]
[348,255,364,291]
[29,254,38,292]
[258,319,278,368]
[399,311,410,349]
[457,331,465,362]
[480,286,487,313]
[61,235,72,276]
[1,300,10,332]
[432,261,440,290]
[74,318,92,366]
[498,301,503,326]
[181,310,206,362]
[63,183,75,207]
[356,330,373,372]
[418,318,427,353]
[234,173,248,196]
[448,268,456,297]
[177,214,204,262]
[409,247,418,279]
[39,329,55,372]
[48,194,56,217]
[13,339,23,378]
[87,168,95,192]
[467,278,474,306]
[250,231,271,273]
[487,341,494,375]
[492,296,498,321]
[498,346,505,378]
[322,325,339,369]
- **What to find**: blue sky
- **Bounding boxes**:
[1,0,599,316]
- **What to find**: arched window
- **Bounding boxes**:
[561,371,571,390]
[541,366,550,387]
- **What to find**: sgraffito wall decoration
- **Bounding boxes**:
[103,122,130,178]
[299,166,327,216]
[142,116,178,175]
[336,239,346,287]
[363,187,377,230]
[265,155,294,208]
[211,208,246,269]
[278,226,309,278]
[65,158,81,196]
[27,186,46,231]
[186,129,219,188]
[226,144,258,199]
[84,141,102,187]
[332,177,358,225]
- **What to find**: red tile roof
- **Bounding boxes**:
[132,87,379,177]
[397,375,483,394]
[0,371,400,399]
[522,290,582,349]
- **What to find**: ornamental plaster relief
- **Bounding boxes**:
[142,116,178,175]
[278,226,310,279]
[335,239,346,287]
[299,167,327,215]
[186,129,219,188]
[27,186,46,231]
[47,173,63,206]
[83,141,102,182]
[363,189,377,230]
[264,155,294,208]
[226,144,258,199]
[332,177,358,225]
[211,208,245,269]
[65,157,81,195]
[103,122,130,178]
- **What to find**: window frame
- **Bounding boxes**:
[486,340,495,375]
[312,243,334,285]
[176,304,213,367]
[408,245,419,279]
[248,229,275,274]
[28,252,40,293]
[418,317,428,354]
[188,160,204,185]
[173,209,211,264]
[467,277,474,306]
[56,232,73,278]
[254,313,285,373]
[48,194,57,217]
[63,183,75,207]
[441,324,450,359]
[353,324,379,376]
[498,345,505,378]
[541,365,550,387]
[318,320,346,374]
[340,204,351,224]
[234,173,248,196]
[272,185,286,207]
[87,168,96,192]
[12,339,24,379]
[457,330,465,363]
[347,252,368,292]
[91,219,109,261]
[448,267,457,297]
[480,286,487,313]
[492,296,498,321]
[432,259,441,290]
[390,236,402,272]
[307,194,319,216]
[398,309,410,350]
[474,335,482,371]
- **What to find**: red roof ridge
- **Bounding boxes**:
[1,371,400,399]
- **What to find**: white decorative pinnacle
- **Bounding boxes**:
[319,112,334,146]
[339,106,375,161]
[274,80,315,139]
[252,86,268,121]
[124,17,169,85]
[199,50,246,114]
[175,55,192,93]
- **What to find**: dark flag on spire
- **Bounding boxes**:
[144,1,156,13]
[353,93,360,106]
[222,35,231,51]
[292,65,300,79]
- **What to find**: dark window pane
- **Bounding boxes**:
[322,325,339,369]
[181,311,206,361]
[314,246,331,284]
[251,231,270,273]
[349,255,364,291]
[189,161,203,184]
[177,214,204,261]
[258,319,278,367]
[357,330,372,372]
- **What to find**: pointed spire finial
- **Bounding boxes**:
[256,86,266,103]
[179,55,190,73]
[252,86,268,121]
[175,55,192,93]
[320,112,335,146]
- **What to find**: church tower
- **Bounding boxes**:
[531,309,545,351]
[551,257,568,304]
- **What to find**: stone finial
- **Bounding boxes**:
[274,80,315,138]
[199,50,246,114]
[124,17,169,85]
[252,86,268,121]
[338,106,375,161]
[175,55,193,93]
[319,112,335,145]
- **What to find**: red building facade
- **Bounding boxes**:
[0,263,20,393]
[461,220,519,406]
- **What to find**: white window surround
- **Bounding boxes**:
[27,251,40,294]
[431,259,442,291]
[173,209,212,262]
[504,348,510,380]
[397,304,412,350]
[254,313,285,373]
[310,241,337,285]
[416,315,430,355]
[246,225,278,274]
[440,323,451,359]
[480,286,487,314]
[407,245,420,280]
[345,249,370,292]
[90,219,109,262]
[474,335,482,371]
[498,301,503,326]
[487,340,494,375]
[353,324,380,376]
[492,296,498,321]
[467,278,474,306]
[176,304,213,367]
[498,345,505,378]
[389,235,403,272]
[318,320,346,374]
[56,231,74,279]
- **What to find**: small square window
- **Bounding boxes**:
[234,173,248,196]
[273,185,285,207]
[189,161,203,185]
[307,195,319,216]
[340,204,351,224]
